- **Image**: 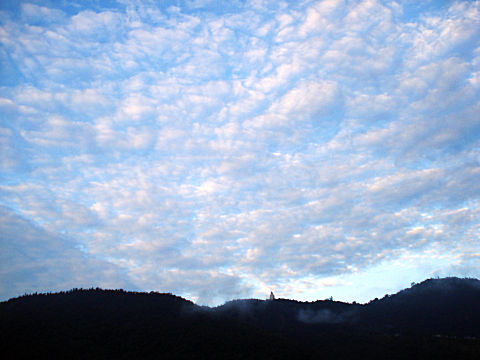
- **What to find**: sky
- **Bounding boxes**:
[0,0,479,306]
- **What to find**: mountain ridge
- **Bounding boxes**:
[1,277,480,359]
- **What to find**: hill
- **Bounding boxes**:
[1,278,480,359]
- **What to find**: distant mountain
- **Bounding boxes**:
[0,289,302,360]
[1,278,480,359]
[359,277,480,336]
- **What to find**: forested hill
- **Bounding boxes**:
[1,277,480,359]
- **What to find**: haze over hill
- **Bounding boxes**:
[2,277,480,359]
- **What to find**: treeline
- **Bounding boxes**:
[11,287,178,300]
[1,277,480,359]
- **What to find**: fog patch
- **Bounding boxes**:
[220,299,264,313]
[297,309,345,324]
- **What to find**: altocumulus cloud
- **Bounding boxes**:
[0,0,479,305]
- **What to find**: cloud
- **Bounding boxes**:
[21,3,66,24]
[21,115,96,148]
[0,0,479,305]
[0,206,131,300]
[0,126,28,171]
[271,80,340,119]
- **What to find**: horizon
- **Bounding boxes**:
[3,275,478,307]
[1,0,480,307]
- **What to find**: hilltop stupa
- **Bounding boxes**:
[269,291,275,300]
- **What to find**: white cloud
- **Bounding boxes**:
[68,10,123,37]
[0,0,479,305]
[271,80,339,118]
[21,115,95,148]
[21,3,66,23]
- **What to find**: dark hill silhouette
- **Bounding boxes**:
[1,278,480,359]
[1,288,304,360]
[359,277,480,337]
